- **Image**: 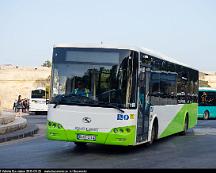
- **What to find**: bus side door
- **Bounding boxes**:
[136,65,151,143]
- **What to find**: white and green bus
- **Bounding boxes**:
[47,44,199,146]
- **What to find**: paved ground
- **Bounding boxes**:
[23,114,47,136]
[0,117,216,169]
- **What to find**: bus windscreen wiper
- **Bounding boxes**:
[97,102,124,113]
[52,94,124,113]
[53,94,97,108]
[53,94,78,108]
[53,94,65,108]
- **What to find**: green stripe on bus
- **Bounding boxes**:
[159,103,198,138]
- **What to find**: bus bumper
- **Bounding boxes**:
[47,122,136,146]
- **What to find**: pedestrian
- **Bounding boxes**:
[22,98,28,113]
[13,99,17,112]
[16,95,23,116]
[27,99,30,112]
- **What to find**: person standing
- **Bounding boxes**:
[16,95,23,115]
[22,98,28,113]
[13,99,17,112]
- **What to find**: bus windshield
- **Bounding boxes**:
[31,89,46,99]
[51,48,138,109]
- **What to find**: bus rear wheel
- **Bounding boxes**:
[204,111,209,120]
[180,116,188,136]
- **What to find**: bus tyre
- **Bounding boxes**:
[180,116,188,136]
[149,124,157,145]
[204,111,209,120]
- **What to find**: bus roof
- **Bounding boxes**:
[199,87,216,92]
[53,43,198,71]
[34,87,45,90]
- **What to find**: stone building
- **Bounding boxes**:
[199,71,216,88]
[0,65,51,109]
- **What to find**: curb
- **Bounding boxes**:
[0,116,27,135]
[1,110,29,117]
[0,123,39,143]
[0,113,15,124]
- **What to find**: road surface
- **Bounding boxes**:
[0,115,216,168]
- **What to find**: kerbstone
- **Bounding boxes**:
[0,117,27,135]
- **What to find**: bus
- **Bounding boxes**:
[47,44,199,146]
[29,87,49,114]
[198,87,216,120]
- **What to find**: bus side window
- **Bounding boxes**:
[150,72,160,105]
[201,92,207,104]
[139,71,145,108]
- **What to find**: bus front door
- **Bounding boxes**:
[136,67,151,143]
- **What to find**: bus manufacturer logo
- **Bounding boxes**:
[82,117,91,123]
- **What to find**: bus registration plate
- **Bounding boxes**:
[77,134,96,141]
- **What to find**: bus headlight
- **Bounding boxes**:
[52,123,57,128]
[57,124,63,129]
[112,127,132,134]
[126,128,131,133]
[48,121,64,129]
[113,128,118,133]
[119,129,124,133]
[48,121,52,126]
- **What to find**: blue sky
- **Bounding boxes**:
[0,0,216,71]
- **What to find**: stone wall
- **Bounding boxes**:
[0,65,51,109]
[199,71,216,88]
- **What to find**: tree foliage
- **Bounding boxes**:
[42,60,52,67]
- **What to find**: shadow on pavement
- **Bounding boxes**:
[66,133,180,155]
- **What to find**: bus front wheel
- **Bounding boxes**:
[204,111,209,120]
[149,123,157,145]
